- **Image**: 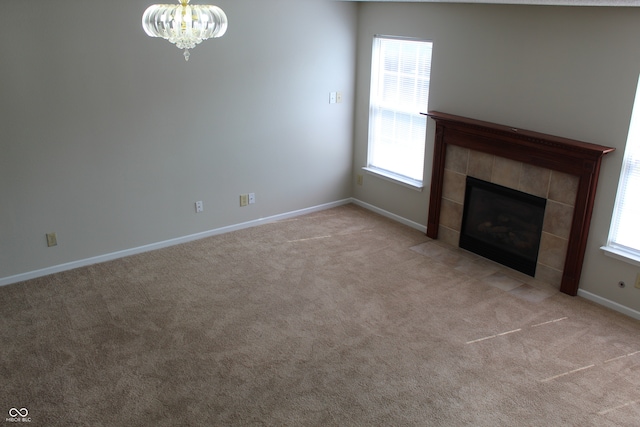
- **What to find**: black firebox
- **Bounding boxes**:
[459,177,547,276]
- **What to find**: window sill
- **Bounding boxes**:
[601,245,640,268]
[362,167,424,191]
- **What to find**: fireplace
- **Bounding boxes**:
[424,112,615,296]
[460,177,546,277]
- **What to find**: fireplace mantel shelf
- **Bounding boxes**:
[424,111,615,296]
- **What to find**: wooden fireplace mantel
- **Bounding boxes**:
[424,111,615,296]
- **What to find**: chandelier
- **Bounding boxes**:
[142,0,228,61]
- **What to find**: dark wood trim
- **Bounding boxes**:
[424,111,615,296]
[426,124,447,239]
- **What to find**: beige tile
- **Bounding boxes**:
[410,241,448,258]
[436,150,579,293]
[440,198,463,231]
[491,157,522,189]
[445,145,469,174]
[501,267,536,284]
[538,232,568,271]
[431,247,478,268]
[448,244,482,260]
[534,263,563,288]
[519,164,551,199]
[411,241,477,270]
[549,171,579,206]
[443,169,467,204]
[468,150,494,182]
[524,276,560,295]
[481,271,523,291]
[542,200,574,239]
[438,225,460,247]
[454,258,501,278]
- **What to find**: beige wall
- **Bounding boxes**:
[0,0,357,279]
[352,2,640,314]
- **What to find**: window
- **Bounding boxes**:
[605,75,640,265]
[366,35,433,188]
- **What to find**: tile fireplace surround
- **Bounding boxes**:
[425,112,615,296]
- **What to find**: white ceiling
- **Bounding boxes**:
[342,0,640,5]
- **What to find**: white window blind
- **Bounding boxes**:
[367,36,433,186]
[607,75,640,258]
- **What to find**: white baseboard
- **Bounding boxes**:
[4,198,640,321]
[577,289,640,321]
[351,198,427,233]
[0,199,352,287]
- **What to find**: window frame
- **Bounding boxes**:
[602,75,640,267]
[364,35,433,191]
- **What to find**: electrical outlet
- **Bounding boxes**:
[195,201,204,213]
[46,232,57,247]
[240,194,248,207]
[356,174,363,186]
[635,273,640,289]
[248,193,256,204]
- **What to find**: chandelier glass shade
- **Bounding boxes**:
[142,0,228,61]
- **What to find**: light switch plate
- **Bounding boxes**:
[46,232,57,247]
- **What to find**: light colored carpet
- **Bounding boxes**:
[1,204,639,426]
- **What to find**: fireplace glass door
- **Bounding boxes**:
[459,177,546,276]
